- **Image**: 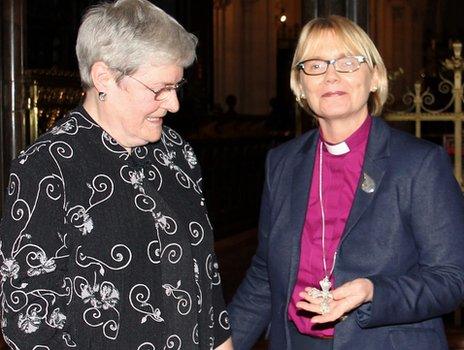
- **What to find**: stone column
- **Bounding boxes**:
[213,0,276,115]
[213,0,231,110]
[1,0,25,214]
[301,0,369,32]
[346,0,369,31]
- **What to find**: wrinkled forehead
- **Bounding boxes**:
[300,29,361,60]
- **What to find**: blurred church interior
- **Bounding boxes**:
[1,0,464,348]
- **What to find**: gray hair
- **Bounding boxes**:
[76,0,198,90]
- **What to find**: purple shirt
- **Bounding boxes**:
[288,116,372,337]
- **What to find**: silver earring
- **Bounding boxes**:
[300,93,306,100]
[98,92,107,101]
[371,87,378,92]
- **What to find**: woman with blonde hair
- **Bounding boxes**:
[0,0,232,349]
[229,15,464,350]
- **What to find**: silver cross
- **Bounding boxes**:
[308,276,333,314]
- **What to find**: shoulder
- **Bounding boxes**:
[14,109,97,170]
[373,118,453,180]
[272,129,317,154]
[267,129,317,166]
[389,126,439,155]
[383,121,447,166]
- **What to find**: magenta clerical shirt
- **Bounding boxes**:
[288,116,372,337]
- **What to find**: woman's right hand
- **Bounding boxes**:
[296,278,374,324]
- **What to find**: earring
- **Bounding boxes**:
[300,93,306,100]
[98,92,107,101]
[371,87,378,92]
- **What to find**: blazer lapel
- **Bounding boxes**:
[286,132,319,300]
[339,117,391,246]
[290,136,318,237]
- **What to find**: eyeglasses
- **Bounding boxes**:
[297,55,367,76]
[126,75,187,101]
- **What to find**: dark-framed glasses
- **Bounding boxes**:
[126,75,187,101]
[297,55,367,76]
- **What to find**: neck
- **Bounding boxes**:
[83,91,132,153]
[318,113,368,144]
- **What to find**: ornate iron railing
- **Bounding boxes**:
[384,42,464,188]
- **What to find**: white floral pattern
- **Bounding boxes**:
[81,281,120,310]
[1,258,20,281]
[27,252,56,277]
[129,284,165,324]
[163,280,192,315]
[49,308,67,329]
[0,107,230,349]
[183,144,198,169]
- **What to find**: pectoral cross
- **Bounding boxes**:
[309,276,333,314]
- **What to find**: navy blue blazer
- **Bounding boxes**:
[228,117,464,350]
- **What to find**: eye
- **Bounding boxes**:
[306,61,326,72]
[339,57,357,67]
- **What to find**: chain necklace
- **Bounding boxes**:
[309,141,338,314]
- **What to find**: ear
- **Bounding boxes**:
[370,67,380,92]
[90,61,116,93]
[298,80,306,97]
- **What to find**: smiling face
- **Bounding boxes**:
[299,31,378,126]
[96,63,184,150]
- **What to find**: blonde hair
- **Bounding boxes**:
[76,0,198,90]
[290,15,388,116]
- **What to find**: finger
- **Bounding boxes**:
[295,300,324,314]
[304,286,333,296]
[312,313,340,323]
[302,287,334,301]
[310,299,353,323]
[332,278,373,303]
[332,290,365,314]
[298,291,323,304]
[297,298,343,319]
[311,303,346,323]
[331,282,353,300]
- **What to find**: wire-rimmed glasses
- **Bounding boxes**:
[126,75,187,101]
[297,56,367,76]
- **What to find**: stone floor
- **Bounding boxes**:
[215,229,464,350]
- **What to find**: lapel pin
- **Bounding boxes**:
[361,172,376,193]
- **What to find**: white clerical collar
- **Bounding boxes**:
[324,141,350,155]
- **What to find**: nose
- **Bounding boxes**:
[162,92,180,113]
[324,63,340,83]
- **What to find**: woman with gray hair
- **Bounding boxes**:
[0,0,232,349]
